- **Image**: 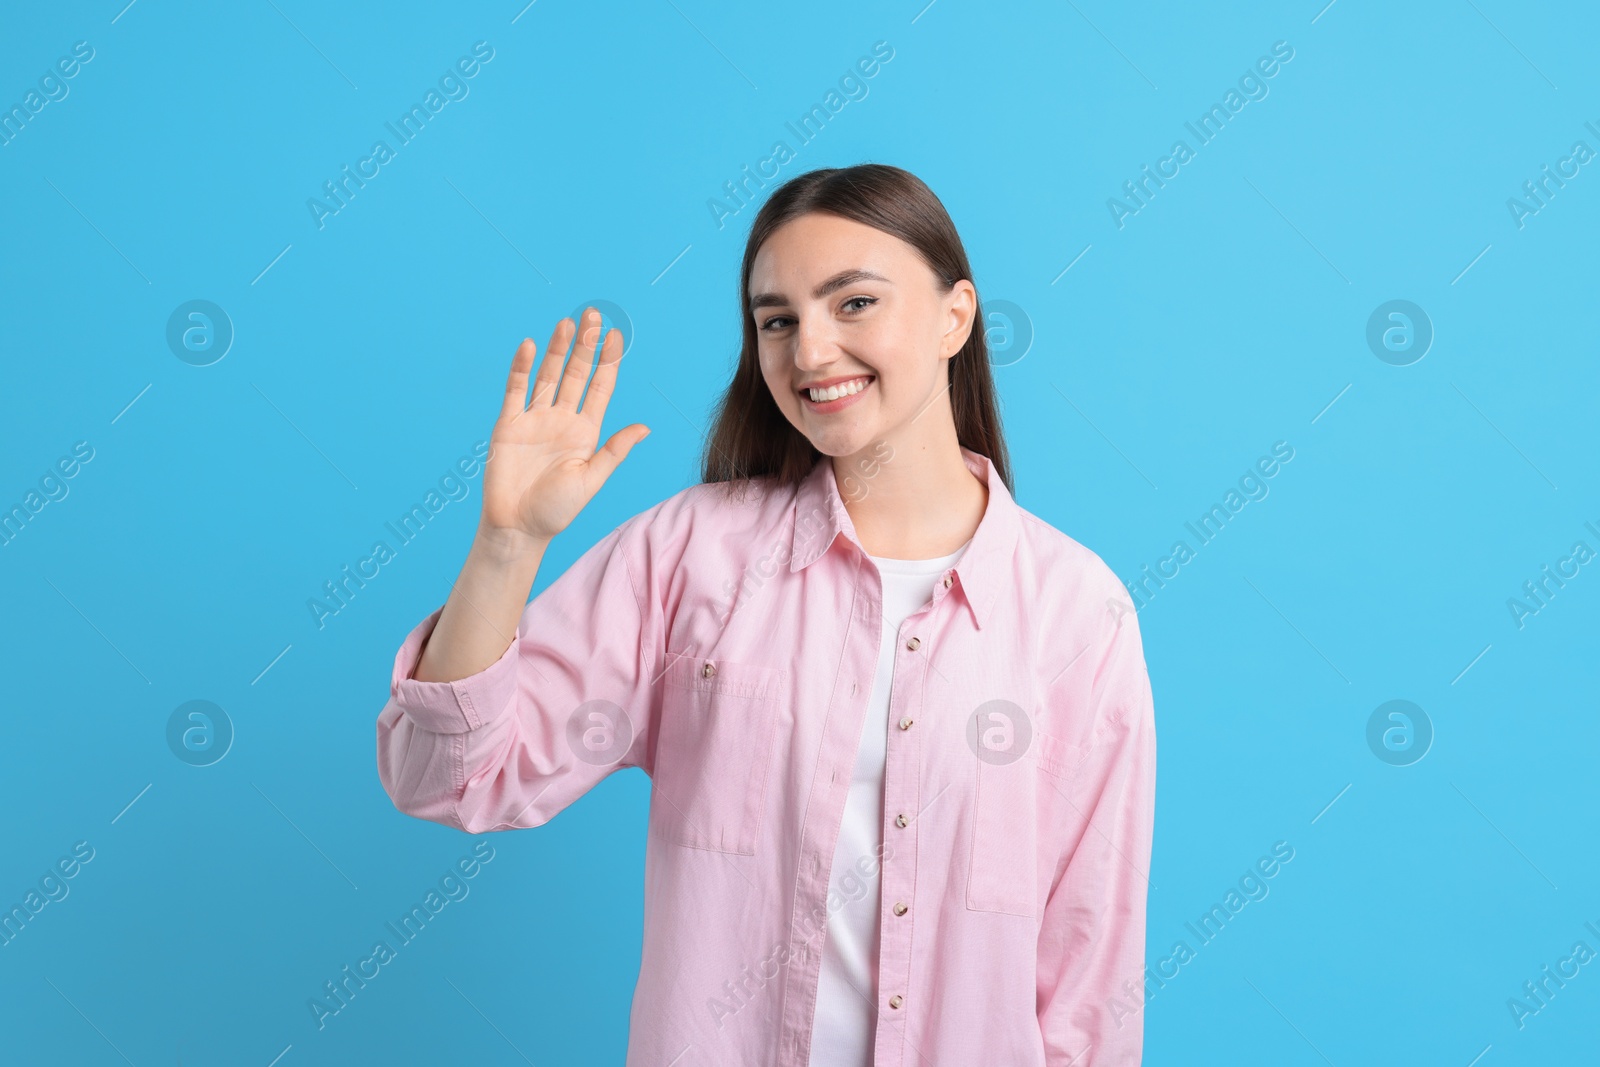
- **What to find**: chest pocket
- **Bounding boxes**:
[652,654,787,855]
[966,729,1083,916]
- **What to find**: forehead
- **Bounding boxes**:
[748,213,920,289]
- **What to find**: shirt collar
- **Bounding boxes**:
[787,445,1020,629]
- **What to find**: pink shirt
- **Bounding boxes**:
[376,446,1158,1065]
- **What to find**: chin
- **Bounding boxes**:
[806,430,880,459]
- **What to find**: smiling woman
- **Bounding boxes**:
[375,163,1157,1067]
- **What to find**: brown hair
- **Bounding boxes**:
[698,163,1011,499]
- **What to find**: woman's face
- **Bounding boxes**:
[749,212,976,460]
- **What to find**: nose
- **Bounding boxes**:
[792,313,837,374]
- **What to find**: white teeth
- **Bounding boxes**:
[807,377,870,402]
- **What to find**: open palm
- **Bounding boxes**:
[480,308,649,546]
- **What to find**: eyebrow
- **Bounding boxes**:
[749,269,891,310]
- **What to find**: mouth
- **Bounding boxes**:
[799,375,874,413]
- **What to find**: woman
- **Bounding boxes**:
[377,164,1157,1066]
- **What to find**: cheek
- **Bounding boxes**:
[762,366,798,412]
[863,315,922,373]
[871,347,924,395]
[757,351,786,397]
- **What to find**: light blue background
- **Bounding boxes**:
[2,1,1596,1064]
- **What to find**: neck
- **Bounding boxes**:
[835,429,987,560]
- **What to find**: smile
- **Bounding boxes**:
[800,375,874,410]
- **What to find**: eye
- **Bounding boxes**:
[757,296,876,332]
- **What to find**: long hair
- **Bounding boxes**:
[699,163,1012,500]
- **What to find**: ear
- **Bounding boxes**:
[942,281,978,359]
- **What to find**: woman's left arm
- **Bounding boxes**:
[1036,603,1158,1066]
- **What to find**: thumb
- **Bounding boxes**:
[584,423,650,489]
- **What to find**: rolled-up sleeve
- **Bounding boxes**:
[376,516,661,834]
[1036,599,1158,1065]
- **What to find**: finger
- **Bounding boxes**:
[583,423,650,495]
[528,317,576,409]
[499,338,538,422]
[553,307,601,412]
[578,326,626,428]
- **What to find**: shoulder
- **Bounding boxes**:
[1010,504,1147,680]
[633,474,791,528]
[1013,505,1128,607]
[612,474,795,558]
[1014,507,1154,732]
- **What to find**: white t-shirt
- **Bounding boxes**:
[807,538,972,1067]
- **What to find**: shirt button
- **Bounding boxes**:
[889,994,903,1009]
[893,901,908,916]
[905,637,920,651]
[702,661,716,679]
[943,574,952,588]
[898,717,913,730]
[895,813,908,828]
